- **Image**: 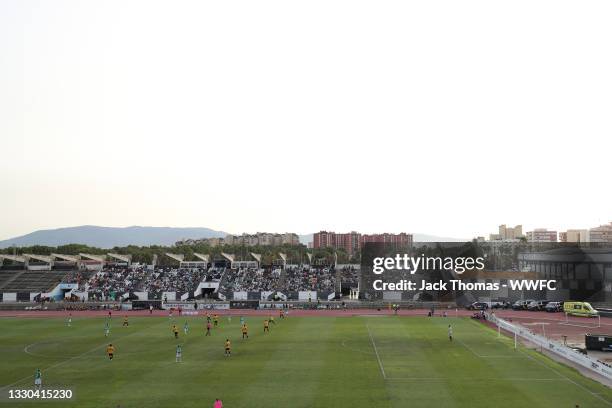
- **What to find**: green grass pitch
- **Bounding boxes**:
[1,315,611,407]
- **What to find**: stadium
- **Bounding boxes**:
[1,242,612,407]
[2,0,611,405]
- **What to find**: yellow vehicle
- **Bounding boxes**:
[563,301,599,317]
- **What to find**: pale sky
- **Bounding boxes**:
[1,0,611,241]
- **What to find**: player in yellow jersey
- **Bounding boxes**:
[241,323,249,339]
[263,319,270,333]
[106,344,115,360]
[172,324,179,339]
[122,315,129,327]
[224,339,231,357]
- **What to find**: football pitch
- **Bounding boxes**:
[1,314,611,407]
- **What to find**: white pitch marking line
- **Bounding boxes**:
[456,337,512,359]
[386,377,563,382]
[366,323,386,380]
[517,346,612,406]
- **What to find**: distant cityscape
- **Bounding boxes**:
[478,222,612,244]
[177,232,300,248]
[176,222,612,255]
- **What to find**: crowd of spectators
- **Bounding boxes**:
[80,264,348,298]
[284,266,335,292]
[220,268,281,292]
[62,270,87,288]
[87,266,147,300]
[142,267,208,294]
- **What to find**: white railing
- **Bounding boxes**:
[487,312,612,380]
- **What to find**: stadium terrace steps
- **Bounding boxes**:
[0,270,26,290]
[0,270,68,292]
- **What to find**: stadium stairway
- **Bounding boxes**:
[277,268,287,289]
[335,268,342,293]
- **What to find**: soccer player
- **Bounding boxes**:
[184,321,189,335]
[263,319,270,333]
[239,316,245,326]
[122,316,129,327]
[172,324,179,339]
[106,344,115,360]
[279,309,284,319]
[206,321,212,336]
[213,398,223,408]
[224,339,231,357]
[269,315,275,325]
[169,309,174,319]
[34,368,42,390]
[104,321,111,337]
[448,324,453,342]
[67,313,72,327]
[149,304,154,315]
[213,314,219,327]
[175,344,182,362]
[241,323,249,339]
[108,310,112,319]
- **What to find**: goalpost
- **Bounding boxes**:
[559,312,601,329]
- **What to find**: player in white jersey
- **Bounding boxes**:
[175,344,182,362]
[448,324,453,341]
[34,369,42,389]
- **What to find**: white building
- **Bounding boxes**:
[489,224,523,241]
[558,229,589,243]
[589,223,612,243]
[526,229,557,242]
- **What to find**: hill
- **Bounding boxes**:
[0,226,227,249]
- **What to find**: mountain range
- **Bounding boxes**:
[0,226,465,249]
[0,226,227,249]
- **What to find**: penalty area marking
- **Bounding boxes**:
[2,319,166,392]
[466,317,612,406]
[516,347,612,406]
[455,337,515,359]
[366,323,386,379]
[24,341,156,359]
[24,341,56,358]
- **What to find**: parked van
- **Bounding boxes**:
[563,301,598,317]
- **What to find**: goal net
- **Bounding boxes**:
[559,313,601,329]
